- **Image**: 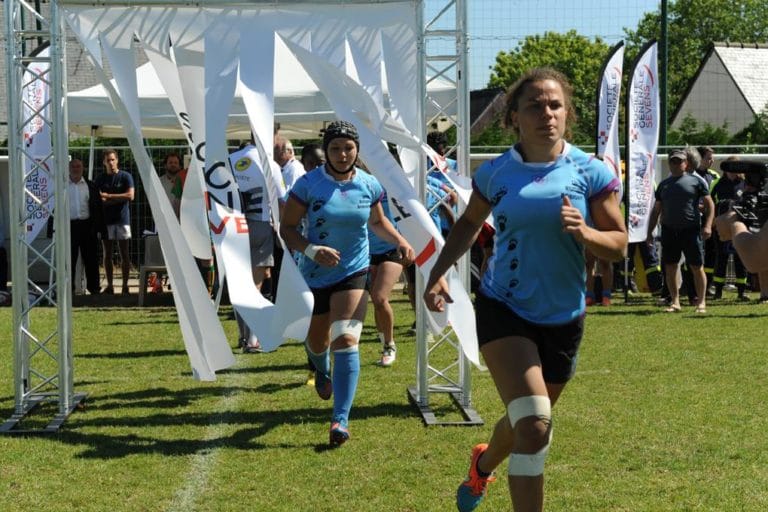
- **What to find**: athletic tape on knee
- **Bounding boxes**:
[507,395,552,477]
[508,428,552,477]
[507,395,551,428]
[330,319,363,344]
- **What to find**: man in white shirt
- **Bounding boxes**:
[273,135,305,190]
[229,143,287,352]
[69,159,105,295]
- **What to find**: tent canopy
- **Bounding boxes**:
[68,37,456,141]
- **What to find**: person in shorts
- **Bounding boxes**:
[95,148,134,295]
[646,147,714,313]
[424,68,627,512]
[229,142,286,352]
[280,121,414,447]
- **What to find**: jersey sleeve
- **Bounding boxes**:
[368,173,385,205]
[471,161,492,204]
[587,159,620,201]
[698,178,711,197]
[288,174,310,207]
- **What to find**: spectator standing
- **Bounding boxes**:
[300,143,325,172]
[68,159,105,295]
[160,153,183,218]
[694,146,720,294]
[710,157,749,300]
[229,143,286,353]
[95,149,134,295]
[646,148,714,313]
[274,136,306,190]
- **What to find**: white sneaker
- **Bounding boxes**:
[379,344,396,367]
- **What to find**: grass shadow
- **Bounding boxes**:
[46,401,415,459]
[77,349,187,359]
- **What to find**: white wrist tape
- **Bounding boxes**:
[304,243,320,261]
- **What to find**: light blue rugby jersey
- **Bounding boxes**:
[289,165,384,288]
[474,143,620,325]
[368,190,398,256]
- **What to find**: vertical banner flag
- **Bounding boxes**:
[22,45,53,242]
[625,40,659,243]
[596,41,624,197]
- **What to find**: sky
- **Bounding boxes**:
[431,0,660,90]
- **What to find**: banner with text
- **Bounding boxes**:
[596,41,624,197]
[626,40,659,243]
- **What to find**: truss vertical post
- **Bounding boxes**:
[2,0,85,434]
[408,0,481,426]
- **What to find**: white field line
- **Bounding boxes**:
[166,373,244,512]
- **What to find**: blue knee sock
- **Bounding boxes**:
[331,347,360,426]
[306,343,330,378]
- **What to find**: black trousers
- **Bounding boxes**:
[0,246,7,291]
[70,219,101,294]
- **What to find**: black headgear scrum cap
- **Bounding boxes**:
[323,120,360,154]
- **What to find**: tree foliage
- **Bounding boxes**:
[486,30,610,145]
[666,114,731,147]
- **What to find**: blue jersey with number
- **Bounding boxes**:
[474,143,620,325]
[289,165,384,288]
[368,190,398,256]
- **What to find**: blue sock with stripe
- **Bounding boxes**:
[331,346,360,426]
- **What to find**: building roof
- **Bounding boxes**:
[671,42,768,135]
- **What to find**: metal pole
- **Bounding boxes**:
[5,0,31,416]
[455,0,472,409]
[414,0,429,407]
[660,0,668,146]
[51,0,75,415]
[88,126,97,180]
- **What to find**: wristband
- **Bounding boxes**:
[304,243,320,261]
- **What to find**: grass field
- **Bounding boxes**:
[1,292,767,511]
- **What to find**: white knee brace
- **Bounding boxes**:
[330,319,363,344]
[507,395,552,477]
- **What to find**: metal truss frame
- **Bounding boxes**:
[409,0,481,426]
[2,0,85,433]
[1,0,476,431]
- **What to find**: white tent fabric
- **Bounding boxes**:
[67,36,457,140]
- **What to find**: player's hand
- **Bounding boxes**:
[423,275,453,312]
[396,241,415,267]
[306,245,341,267]
[561,195,587,242]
